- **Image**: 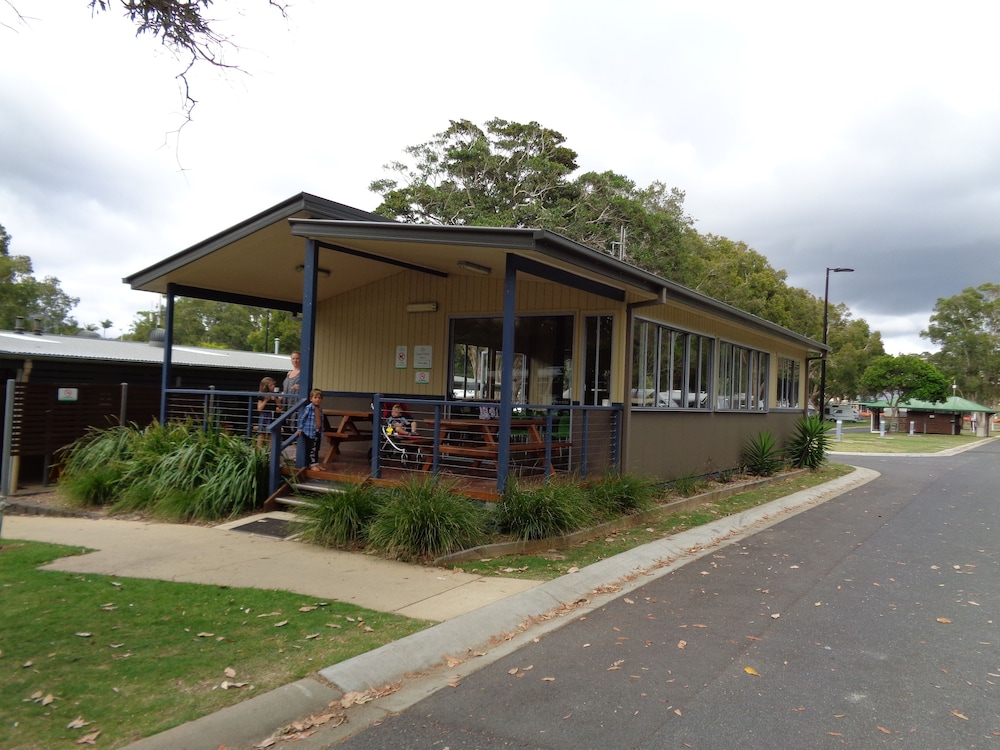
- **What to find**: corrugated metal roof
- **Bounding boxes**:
[861,396,996,413]
[0,331,290,371]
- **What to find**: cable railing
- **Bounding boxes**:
[163,388,623,494]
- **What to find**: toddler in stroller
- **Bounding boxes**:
[381,403,424,469]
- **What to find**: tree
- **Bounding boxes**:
[126,298,300,352]
[823,304,886,404]
[0,223,79,333]
[921,284,1000,406]
[860,354,951,417]
[5,2,287,120]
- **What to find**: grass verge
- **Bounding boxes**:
[826,432,988,453]
[458,463,854,580]
[0,541,430,750]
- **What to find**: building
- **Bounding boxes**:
[0,329,290,492]
[125,192,825,495]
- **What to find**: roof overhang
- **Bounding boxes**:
[124,194,826,354]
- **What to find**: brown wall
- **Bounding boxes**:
[625,409,802,480]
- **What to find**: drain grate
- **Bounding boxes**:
[228,517,299,539]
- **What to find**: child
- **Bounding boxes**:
[256,377,281,447]
[297,388,325,469]
[386,403,418,436]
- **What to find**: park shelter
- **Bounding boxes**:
[863,396,995,436]
[124,192,825,494]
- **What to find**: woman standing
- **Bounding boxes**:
[283,351,301,399]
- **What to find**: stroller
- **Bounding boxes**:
[379,403,424,470]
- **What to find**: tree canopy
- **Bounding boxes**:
[921,283,999,406]
[125,298,300,353]
[860,354,951,412]
[370,117,885,408]
[0,223,79,333]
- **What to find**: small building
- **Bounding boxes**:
[863,397,995,436]
[125,192,826,495]
[0,329,290,491]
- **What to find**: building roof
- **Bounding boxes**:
[0,331,290,371]
[124,193,826,354]
[862,396,996,414]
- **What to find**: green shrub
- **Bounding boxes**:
[300,483,383,548]
[366,478,487,560]
[585,473,656,519]
[495,478,594,541]
[669,473,709,497]
[786,415,829,470]
[741,430,783,477]
[60,420,269,520]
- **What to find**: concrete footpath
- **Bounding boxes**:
[3,469,877,749]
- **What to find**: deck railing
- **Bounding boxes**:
[164,388,623,494]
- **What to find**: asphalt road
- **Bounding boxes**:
[328,442,1000,749]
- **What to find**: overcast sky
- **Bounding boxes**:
[1,0,997,353]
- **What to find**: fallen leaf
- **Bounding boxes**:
[508,667,518,675]
[743,666,760,676]
[197,632,215,637]
[76,730,101,744]
[677,640,687,649]
[224,667,237,678]
[444,654,463,667]
[951,710,969,720]
[300,606,318,612]
[304,633,320,640]
[41,693,56,706]
[67,716,91,729]
[542,677,556,681]
[624,597,635,605]
[877,725,891,734]
[937,618,952,624]
[257,611,282,618]
[75,632,92,638]
[274,621,288,627]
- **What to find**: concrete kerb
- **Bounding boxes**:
[125,467,879,750]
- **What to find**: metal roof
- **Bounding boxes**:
[124,192,826,354]
[861,397,996,414]
[0,331,290,371]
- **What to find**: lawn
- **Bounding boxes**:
[0,541,431,750]
[826,431,989,454]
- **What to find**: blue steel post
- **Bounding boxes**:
[297,238,320,468]
[497,259,517,492]
[158,287,176,424]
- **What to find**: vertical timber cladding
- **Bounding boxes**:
[313,270,620,397]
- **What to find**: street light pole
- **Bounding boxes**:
[820,266,854,419]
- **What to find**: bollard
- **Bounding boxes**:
[879,420,886,438]
[909,420,914,436]
[836,419,843,441]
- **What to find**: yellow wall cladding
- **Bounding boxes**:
[313,270,618,393]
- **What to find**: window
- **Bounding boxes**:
[584,315,613,406]
[631,319,712,409]
[716,341,769,411]
[451,315,573,405]
[776,357,801,409]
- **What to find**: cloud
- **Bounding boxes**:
[1,0,998,353]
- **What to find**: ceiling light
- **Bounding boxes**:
[457,260,492,276]
[295,264,332,278]
[405,302,438,313]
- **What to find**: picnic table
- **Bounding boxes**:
[419,417,553,472]
[321,409,373,463]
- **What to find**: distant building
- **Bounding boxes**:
[0,329,289,491]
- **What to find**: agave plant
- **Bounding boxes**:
[786,415,829,470]
[740,430,783,477]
